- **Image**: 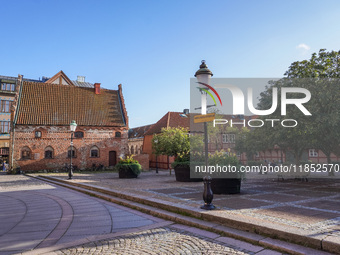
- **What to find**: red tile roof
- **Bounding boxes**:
[145,112,190,135]
[16,81,127,127]
[128,124,152,138]
[145,112,256,135]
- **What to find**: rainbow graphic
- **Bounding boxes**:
[197,82,223,106]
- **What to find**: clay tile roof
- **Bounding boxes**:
[16,81,126,127]
[128,124,152,139]
[145,112,190,135]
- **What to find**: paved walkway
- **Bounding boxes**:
[33,170,340,254]
[0,175,284,255]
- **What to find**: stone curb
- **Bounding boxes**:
[32,175,337,255]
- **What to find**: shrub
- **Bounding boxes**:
[115,155,142,176]
[116,163,142,176]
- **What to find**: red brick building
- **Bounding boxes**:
[143,111,190,169]
[127,124,152,170]
[10,71,129,172]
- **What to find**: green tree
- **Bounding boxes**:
[152,127,190,159]
[250,49,340,166]
[285,49,340,165]
[255,78,314,165]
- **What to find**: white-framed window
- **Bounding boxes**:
[222,134,235,143]
[0,121,10,133]
[255,152,260,158]
[1,82,16,91]
[0,100,12,112]
[309,149,318,157]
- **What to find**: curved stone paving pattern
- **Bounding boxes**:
[55,228,250,255]
[34,171,340,253]
[0,175,287,255]
[0,175,157,254]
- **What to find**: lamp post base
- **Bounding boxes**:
[201,204,216,210]
[68,167,73,180]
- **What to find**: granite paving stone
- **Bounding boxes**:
[33,171,340,254]
[0,174,290,255]
[3,173,339,254]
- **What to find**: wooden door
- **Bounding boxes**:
[109,151,117,166]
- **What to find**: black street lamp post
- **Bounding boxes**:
[154,138,159,174]
[68,120,77,179]
[195,60,216,210]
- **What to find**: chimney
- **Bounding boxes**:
[77,76,85,82]
[94,83,101,94]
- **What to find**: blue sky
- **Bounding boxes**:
[1,0,340,127]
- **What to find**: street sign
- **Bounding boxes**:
[194,113,216,123]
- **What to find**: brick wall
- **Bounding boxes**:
[132,153,149,170]
[12,125,128,172]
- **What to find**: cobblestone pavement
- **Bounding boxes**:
[35,171,340,253]
[0,174,284,255]
[55,227,262,255]
[0,175,157,254]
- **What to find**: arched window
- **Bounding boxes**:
[135,145,138,154]
[21,146,31,160]
[45,146,54,159]
[90,146,99,158]
[115,131,121,138]
[131,146,134,154]
[68,146,76,158]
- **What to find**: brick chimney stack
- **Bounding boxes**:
[94,83,101,94]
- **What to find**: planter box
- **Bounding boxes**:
[174,165,202,182]
[119,169,138,178]
[211,178,241,194]
[117,164,139,179]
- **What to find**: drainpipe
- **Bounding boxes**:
[10,75,23,171]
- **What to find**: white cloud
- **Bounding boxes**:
[296,43,311,51]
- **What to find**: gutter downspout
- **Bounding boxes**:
[10,75,23,170]
[117,86,127,126]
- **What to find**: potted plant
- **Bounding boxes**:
[152,127,203,182]
[208,149,243,194]
[115,155,142,178]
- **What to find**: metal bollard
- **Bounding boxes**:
[201,176,215,210]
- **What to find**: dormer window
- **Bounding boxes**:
[0,81,16,91]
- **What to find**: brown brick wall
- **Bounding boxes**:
[133,153,149,170]
[12,125,128,172]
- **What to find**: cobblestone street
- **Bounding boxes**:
[55,227,258,255]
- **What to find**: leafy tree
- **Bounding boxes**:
[285,49,340,164]
[152,127,190,159]
[284,49,340,78]
[249,49,340,166]
[255,78,314,165]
